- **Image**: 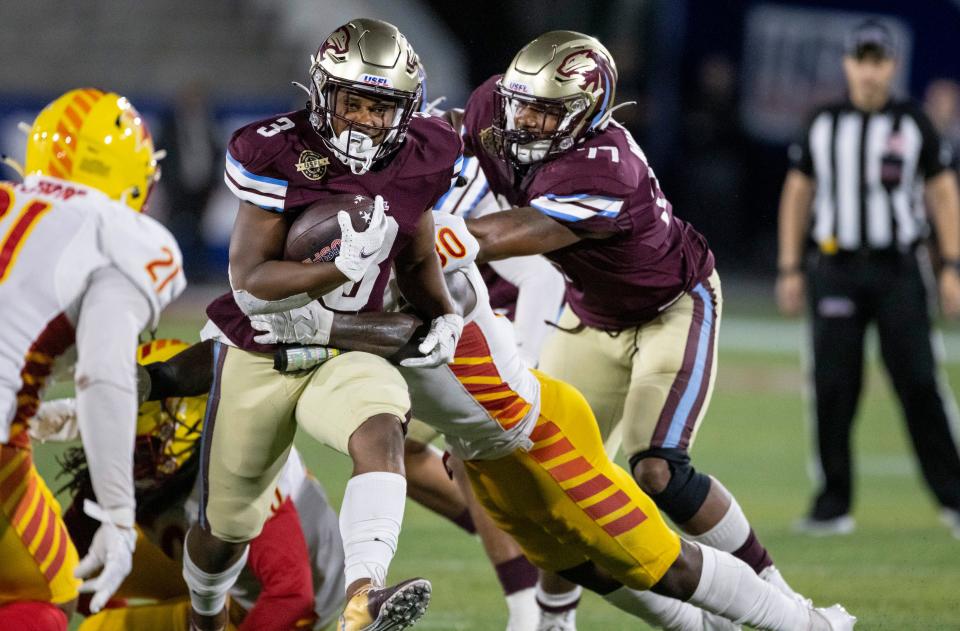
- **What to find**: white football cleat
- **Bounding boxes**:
[812,604,857,630]
[537,609,576,631]
[792,515,855,537]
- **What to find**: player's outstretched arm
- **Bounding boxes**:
[329,312,423,358]
[229,201,352,307]
[467,207,582,263]
[73,267,146,612]
[140,340,215,401]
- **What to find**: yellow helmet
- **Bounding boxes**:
[135,339,206,490]
[23,88,160,212]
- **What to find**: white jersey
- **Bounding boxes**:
[0,176,185,444]
[400,263,541,460]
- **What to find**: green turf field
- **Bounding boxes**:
[37,308,960,630]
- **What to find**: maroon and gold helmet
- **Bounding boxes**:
[306,18,424,174]
[492,31,618,167]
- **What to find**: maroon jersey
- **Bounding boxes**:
[212,109,462,352]
[464,76,714,330]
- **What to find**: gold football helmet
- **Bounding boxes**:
[306,18,424,174]
[134,339,205,490]
[493,31,618,167]
[23,88,161,212]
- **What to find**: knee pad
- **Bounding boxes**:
[630,449,711,524]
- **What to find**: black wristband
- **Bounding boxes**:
[777,265,802,276]
[942,258,960,273]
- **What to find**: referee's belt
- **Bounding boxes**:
[818,242,919,260]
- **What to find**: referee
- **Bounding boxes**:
[776,20,960,537]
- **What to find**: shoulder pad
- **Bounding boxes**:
[434,212,480,272]
[224,110,308,211]
[533,134,642,199]
[401,114,464,178]
[99,205,186,329]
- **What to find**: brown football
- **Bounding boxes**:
[284,194,376,263]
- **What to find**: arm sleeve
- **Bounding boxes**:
[73,266,152,526]
[914,108,952,180]
[239,498,317,631]
[487,256,565,366]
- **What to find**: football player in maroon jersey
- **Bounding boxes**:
[183,19,463,631]
[460,31,814,629]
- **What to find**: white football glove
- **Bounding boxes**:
[249,301,335,345]
[334,194,388,283]
[29,398,80,443]
[434,213,481,272]
[400,313,464,368]
[75,500,137,613]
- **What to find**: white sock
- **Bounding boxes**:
[339,471,407,590]
[603,586,740,631]
[182,544,249,616]
[505,587,539,631]
[536,584,581,625]
[759,566,807,603]
[687,496,750,552]
[688,543,818,631]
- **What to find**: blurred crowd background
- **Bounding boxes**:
[2,0,959,284]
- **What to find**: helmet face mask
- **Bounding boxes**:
[493,87,589,165]
[307,19,423,175]
[491,31,618,169]
[133,396,203,492]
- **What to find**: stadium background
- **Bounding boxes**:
[2,0,959,628]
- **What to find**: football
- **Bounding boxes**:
[284,194,376,263]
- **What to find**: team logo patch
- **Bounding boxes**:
[295,150,330,181]
[479,127,500,157]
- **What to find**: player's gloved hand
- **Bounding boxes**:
[249,301,335,345]
[434,213,480,272]
[335,194,388,283]
[75,500,137,614]
[400,313,464,368]
[28,398,79,443]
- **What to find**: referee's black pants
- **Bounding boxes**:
[806,250,960,519]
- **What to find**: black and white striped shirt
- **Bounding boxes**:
[790,99,953,251]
